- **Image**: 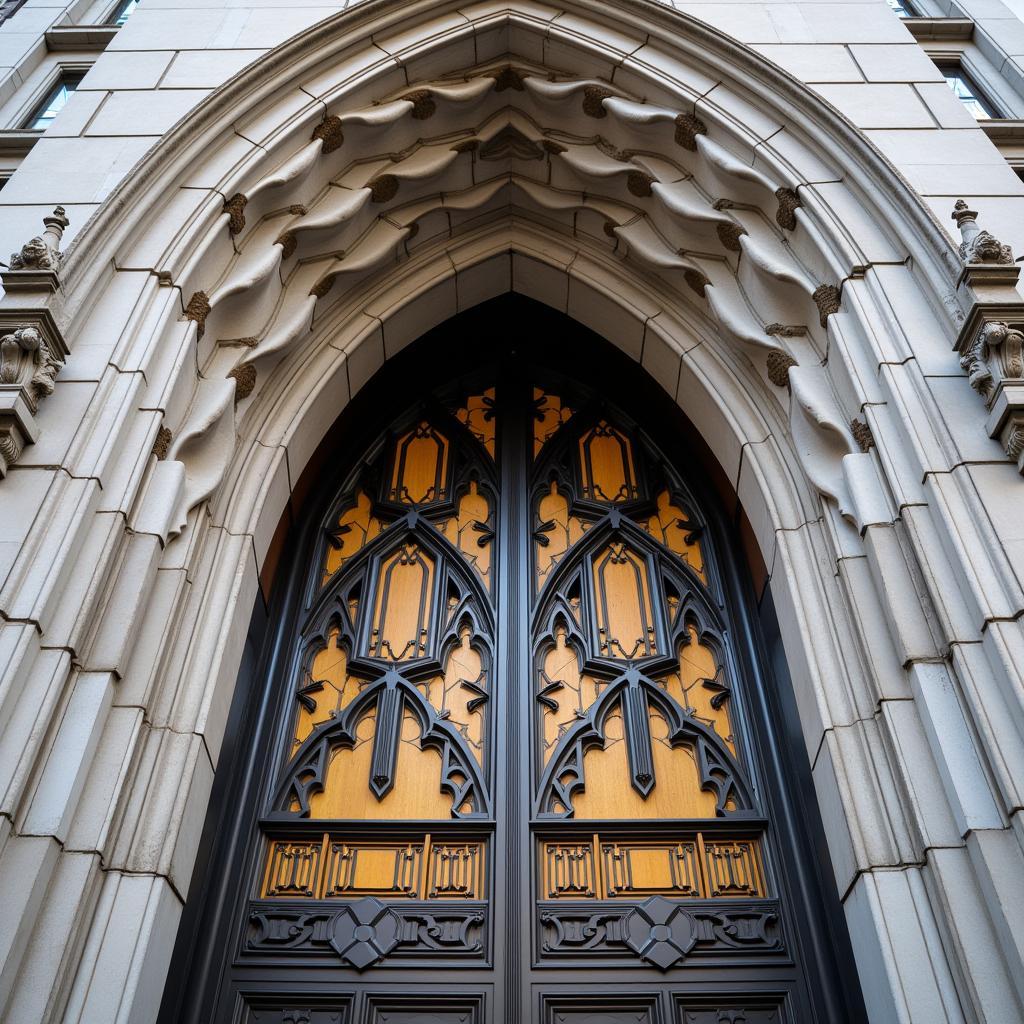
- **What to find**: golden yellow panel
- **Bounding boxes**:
[641,490,705,583]
[322,840,424,898]
[578,421,638,503]
[323,491,384,584]
[571,702,720,819]
[454,388,496,458]
[539,626,602,765]
[593,543,657,659]
[263,839,324,897]
[535,482,586,592]
[293,632,363,754]
[439,481,492,590]
[700,836,764,897]
[601,841,702,898]
[369,543,433,660]
[307,708,454,819]
[534,388,573,457]
[419,627,486,763]
[425,841,485,899]
[389,422,450,504]
[656,626,735,756]
[541,840,598,899]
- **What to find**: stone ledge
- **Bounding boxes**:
[903,17,974,41]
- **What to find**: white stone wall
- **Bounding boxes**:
[0,1,1023,1022]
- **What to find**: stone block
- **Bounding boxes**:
[81,49,175,91]
[813,83,934,128]
[848,43,947,82]
[752,43,862,81]
[21,670,113,842]
[365,263,458,359]
[843,867,966,1023]
[161,48,263,89]
[0,850,101,1023]
[62,871,182,1024]
[512,251,570,313]
[0,833,60,1009]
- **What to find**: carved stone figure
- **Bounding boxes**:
[952,199,1014,265]
[0,325,61,409]
[7,205,69,271]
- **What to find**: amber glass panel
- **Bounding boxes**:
[533,388,573,457]
[593,542,657,659]
[292,631,362,754]
[538,626,602,766]
[323,490,384,584]
[572,701,719,819]
[307,709,453,819]
[419,626,486,764]
[454,388,496,458]
[578,420,638,502]
[640,490,705,583]
[535,481,586,592]
[389,422,450,503]
[368,543,433,660]
[656,626,735,755]
[438,481,492,590]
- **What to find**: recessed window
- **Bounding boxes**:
[22,72,85,130]
[108,0,139,26]
[939,64,995,120]
[886,0,916,17]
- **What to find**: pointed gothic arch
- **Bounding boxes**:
[11,1,1021,1022]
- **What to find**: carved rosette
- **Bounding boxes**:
[956,316,1024,471]
[0,314,69,476]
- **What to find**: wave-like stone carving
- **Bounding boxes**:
[163,59,853,522]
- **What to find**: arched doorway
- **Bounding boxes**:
[161,297,865,1024]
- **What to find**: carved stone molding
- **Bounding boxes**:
[0,309,68,476]
[956,307,1024,472]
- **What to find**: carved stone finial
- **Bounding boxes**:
[812,283,841,328]
[850,417,874,452]
[952,199,1013,265]
[402,90,436,120]
[674,113,707,151]
[369,175,399,203]
[311,114,344,155]
[488,65,525,92]
[775,187,801,231]
[184,291,211,339]
[626,171,655,198]
[766,350,797,387]
[152,425,172,460]
[716,221,745,252]
[582,85,613,118]
[228,364,257,402]
[223,193,247,236]
[9,206,69,271]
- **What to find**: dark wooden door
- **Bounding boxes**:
[162,301,863,1024]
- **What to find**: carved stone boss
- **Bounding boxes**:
[951,200,1024,473]
[0,209,70,474]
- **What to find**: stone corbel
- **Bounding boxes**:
[0,308,68,475]
[949,200,1024,472]
[956,308,1024,472]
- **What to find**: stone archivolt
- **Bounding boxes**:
[159,59,856,530]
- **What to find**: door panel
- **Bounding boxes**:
[163,306,861,1024]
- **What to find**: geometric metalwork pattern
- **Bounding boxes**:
[263,835,485,901]
[538,833,763,900]
[622,895,698,969]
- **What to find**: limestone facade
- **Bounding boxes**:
[0,0,1023,1021]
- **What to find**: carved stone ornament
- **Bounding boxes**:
[774,187,801,231]
[402,89,436,120]
[674,112,707,151]
[0,312,69,476]
[623,895,698,970]
[311,114,344,154]
[812,283,841,328]
[7,206,69,272]
[582,85,613,118]
[223,193,247,236]
[956,313,1024,471]
[952,199,1013,265]
[850,417,874,452]
[328,897,400,969]
[228,363,257,402]
[765,350,797,388]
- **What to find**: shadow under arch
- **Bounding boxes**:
[158,294,868,1024]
